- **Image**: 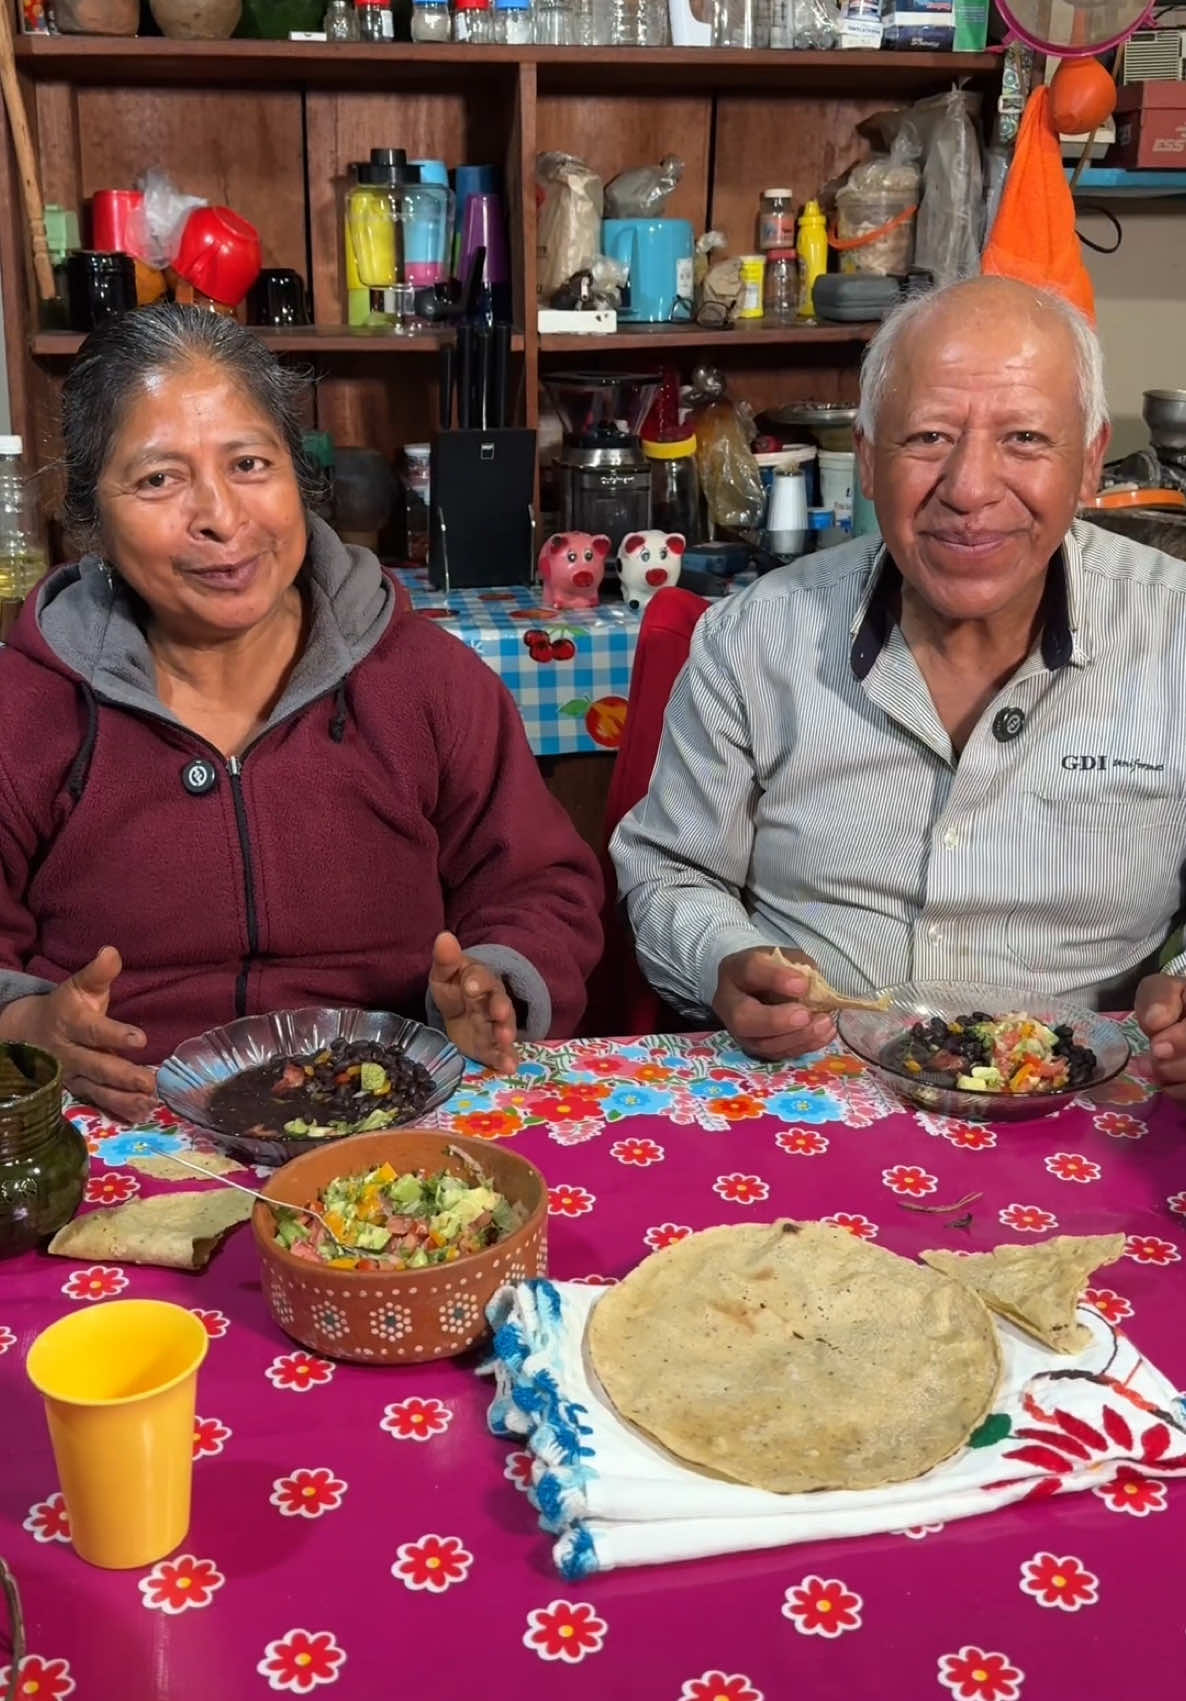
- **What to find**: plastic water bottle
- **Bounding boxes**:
[0,436,48,639]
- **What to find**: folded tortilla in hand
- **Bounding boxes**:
[48,1189,252,1272]
[769,948,890,1013]
[921,1233,1126,1355]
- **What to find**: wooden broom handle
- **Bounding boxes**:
[0,3,55,302]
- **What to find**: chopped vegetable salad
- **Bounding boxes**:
[890,1012,1098,1095]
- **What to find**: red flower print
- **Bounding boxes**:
[0,1655,75,1700]
[1167,1190,1186,1218]
[521,1086,609,1122]
[392,1533,474,1593]
[380,1396,453,1442]
[780,1575,863,1639]
[1125,1234,1180,1266]
[84,1171,139,1205]
[1019,1552,1098,1612]
[610,1137,665,1166]
[571,1273,617,1285]
[822,1212,878,1241]
[193,1416,231,1459]
[644,1222,693,1252]
[583,1055,640,1078]
[190,1307,229,1339]
[22,1492,70,1544]
[775,1127,829,1156]
[269,1468,347,1519]
[937,1646,1024,1700]
[1093,1111,1144,1140]
[713,1173,770,1205]
[678,1675,763,1701]
[504,1450,535,1491]
[548,1183,596,1217]
[1044,1152,1100,1184]
[0,1324,14,1355]
[547,1118,603,1146]
[998,1203,1058,1233]
[634,1063,674,1084]
[1093,1466,1168,1516]
[707,1094,767,1122]
[257,1629,347,1693]
[452,1109,522,1140]
[1084,1287,1133,1324]
[138,1554,225,1615]
[266,1351,335,1393]
[944,1123,997,1151]
[882,1164,937,1197]
[522,1599,608,1664]
[60,1264,128,1302]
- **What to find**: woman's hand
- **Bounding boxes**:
[1135,972,1186,1101]
[429,931,518,1075]
[0,946,157,1122]
[713,947,836,1062]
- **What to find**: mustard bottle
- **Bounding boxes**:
[796,199,827,321]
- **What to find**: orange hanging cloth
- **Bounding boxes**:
[981,85,1096,324]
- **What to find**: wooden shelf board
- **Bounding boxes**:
[30,326,525,357]
[538,321,880,353]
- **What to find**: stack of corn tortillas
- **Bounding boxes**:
[922,1233,1125,1355]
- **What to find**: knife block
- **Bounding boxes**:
[428,428,536,590]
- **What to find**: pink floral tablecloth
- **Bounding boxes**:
[2,1026,1185,1701]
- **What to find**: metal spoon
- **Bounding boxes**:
[152,1145,361,1260]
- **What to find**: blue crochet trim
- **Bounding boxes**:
[554,1522,599,1581]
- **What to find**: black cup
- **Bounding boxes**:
[65,250,136,332]
[247,268,310,328]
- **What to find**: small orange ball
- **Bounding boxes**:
[1049,58,1118,135]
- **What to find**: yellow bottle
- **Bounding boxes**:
[796,199,827,321]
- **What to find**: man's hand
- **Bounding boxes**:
[429,931,518,1074]
[0,945,156,1122]
[713,947,836,1062]
[1135,972,1186,1100]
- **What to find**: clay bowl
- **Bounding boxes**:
[252,1129,547,1364]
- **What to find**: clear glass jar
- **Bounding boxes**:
[763,249,798,325]
[411,0,452,34]
[324,0,360,36]
[453,0,495,37]
[0,1043,87,1260]
[356,0,394,37]
[534,0,574,40]
[759,188,795,252]
[494,0,533,35]
[643,434,700,543]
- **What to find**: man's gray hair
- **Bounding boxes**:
[855,280,1109,449]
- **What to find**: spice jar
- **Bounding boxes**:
[763,248,797,326]
[758,187,795,251]
[0,1043,87,1260]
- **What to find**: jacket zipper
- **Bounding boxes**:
[226,755,260,1018]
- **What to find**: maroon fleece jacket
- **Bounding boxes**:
[0,519,602,1063]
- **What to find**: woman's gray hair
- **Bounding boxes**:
[61,303,319,545]
[855,280,1109,449]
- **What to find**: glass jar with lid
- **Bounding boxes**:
[758,188,795,251]
[0,1043,87,1260]
[411,0,453,36]
[643,432,700,543]
[763,249,798,325]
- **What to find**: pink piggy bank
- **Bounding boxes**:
[619,531,685,611]
[539,533,611,611]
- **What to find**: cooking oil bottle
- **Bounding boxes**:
[0,436,48,640]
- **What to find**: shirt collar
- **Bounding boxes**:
[848,530,1092,682]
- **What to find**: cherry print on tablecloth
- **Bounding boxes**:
[998,1204,1058,1233]
[522,1599,608,1664]
[257,1628,346,1693]
[138,1555,225,1615]
[265,1352,335,1392]
[780,1575,863,1638]
[547,1183,596,1217]
[190,1307,229,1338]
[610,1137,665,1166]
[380,1396,453,1441]
[882,1164,938,1197]
[193,1416,231,1459]
[392,1533,474,1593]
[775,1127,829,1156]
[643,1223,693,1252]
[0,1654,75,1700]
[83,1171,139,1205]
[937,1646,1025,1700]
[1125,1235,1181,1266]
[677,1674,764,1701]
[1084,1287,1134,1324]
[60,1265,128,1302]
[821,1212,878,1240]
[1018,1552,1099,1611]
[713,1173,770,1205]
[270,1469,347,1519]
[23,1492,70,1544]
[1093,1466,1169,1515]
[1044,1152,1101,1184]
[0,1324,14,1354]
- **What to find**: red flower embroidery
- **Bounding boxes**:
[138,1554,225,1615]
[998,1203,1058,1233]
[257,1628,346,1692]
[678,1675,763,1701]
[1093,1111,1144,1140]
[570,1273,617,1285]
[269,1468,347,1519]
[84,1171,139,1205]
[1125,1234,1180,1266]
[190,1307,229,1339]
[713,1172,770,1205]
[780,1575,863,1638]
[0,1324,15,1355]
[821,1212,878,1240]
[943,1122,997,1150]
[0,1655,75,1700]
[644,1222,693,1252]
[1093,1466,1168,1516]
[1019,1551,1098,1612]
[1044,1152,1100,1184]
[504,1450,535,1491]
[265,1352,335,1393]
[380,1397,453,1442]
[392,1533,473,1593]
[1084,1287,1133,1324]
[60,1264,128,1302]
[193,1416,231,1459]
[548,1183,596,1217]
[882,1164,937,1197]
[1167,1190,1186,1217]
[22,1492,70,1544]
[522,1599,608,1664]
[610,1138,665,1166]
[937,1646,1024,1700]
[775,1127,829,1156]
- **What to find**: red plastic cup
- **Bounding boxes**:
[173,207,262,309]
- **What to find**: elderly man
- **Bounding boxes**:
[611,275,1186,1099]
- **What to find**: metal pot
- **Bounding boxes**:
[1143,389,1186,452]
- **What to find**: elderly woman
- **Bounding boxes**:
[0,306,602,1119]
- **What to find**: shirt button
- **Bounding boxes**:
[941,827,961,850]
[927,922,944,943]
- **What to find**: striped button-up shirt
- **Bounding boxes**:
[611,520,1186,1016]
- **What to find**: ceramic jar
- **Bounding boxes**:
[0,1044,87,1260]
[55,0,139,32]
[149,0,243,37]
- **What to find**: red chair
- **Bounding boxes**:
[584,586,710,1037]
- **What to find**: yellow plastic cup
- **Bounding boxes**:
[26,1299,209,1570]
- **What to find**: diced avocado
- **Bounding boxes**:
[349,1223,392,1252]
[407,1247,430,1269]
[359,1061,390,1095]
[429,1208,461,1242]
[355,1109,395,1133]
[284,1118,311,1135]
[275,1213,303,1249]
[453,1184,500,1227]
[389,1172,424,1209]
[958,1065,1003,1091]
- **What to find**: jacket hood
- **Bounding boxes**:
[11,514,394,728]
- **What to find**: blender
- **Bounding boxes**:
[544,372,660,552]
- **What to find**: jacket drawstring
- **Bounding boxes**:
[328,680,349,744]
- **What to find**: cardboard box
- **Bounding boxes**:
[1111,82,1186,168]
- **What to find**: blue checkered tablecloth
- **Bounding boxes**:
[392,568,641,757]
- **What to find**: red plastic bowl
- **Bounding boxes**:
[173,206,262,308]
